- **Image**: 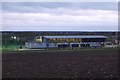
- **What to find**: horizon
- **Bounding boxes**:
[0,31,120,32]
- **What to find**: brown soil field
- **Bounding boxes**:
[2,48,119,79]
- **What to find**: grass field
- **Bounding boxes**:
[2,46,119,52]
[2,48,119,79]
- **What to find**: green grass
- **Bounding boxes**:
[2,46,119,53]
[1,43,119,53]
[43,47,119,52]
[1,45,19,52]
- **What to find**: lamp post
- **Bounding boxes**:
[11,35,17,40]
[11,35,16,45]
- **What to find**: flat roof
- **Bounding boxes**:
[43,35,108,39]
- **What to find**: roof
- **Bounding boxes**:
[43,35,108,39]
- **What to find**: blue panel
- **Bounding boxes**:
[46,43,49,48]
[25,41,47,48]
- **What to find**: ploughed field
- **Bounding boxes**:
[2,48,119,78]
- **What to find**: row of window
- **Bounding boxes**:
[47,38,82,42]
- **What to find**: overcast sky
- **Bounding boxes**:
[2,2,118,31]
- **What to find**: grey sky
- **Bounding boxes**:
[2,2,118,31]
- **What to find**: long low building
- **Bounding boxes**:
[25,35,108,49]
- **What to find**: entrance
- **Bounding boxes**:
[80,44,90,48]
[58,44,70,48]
[71,44,79,48]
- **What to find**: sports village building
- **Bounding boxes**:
[25,35,108,49]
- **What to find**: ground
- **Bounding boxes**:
[2,48,119,79]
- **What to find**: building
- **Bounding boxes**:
[25,35,108,49]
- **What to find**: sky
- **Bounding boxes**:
[1,2,118,31]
